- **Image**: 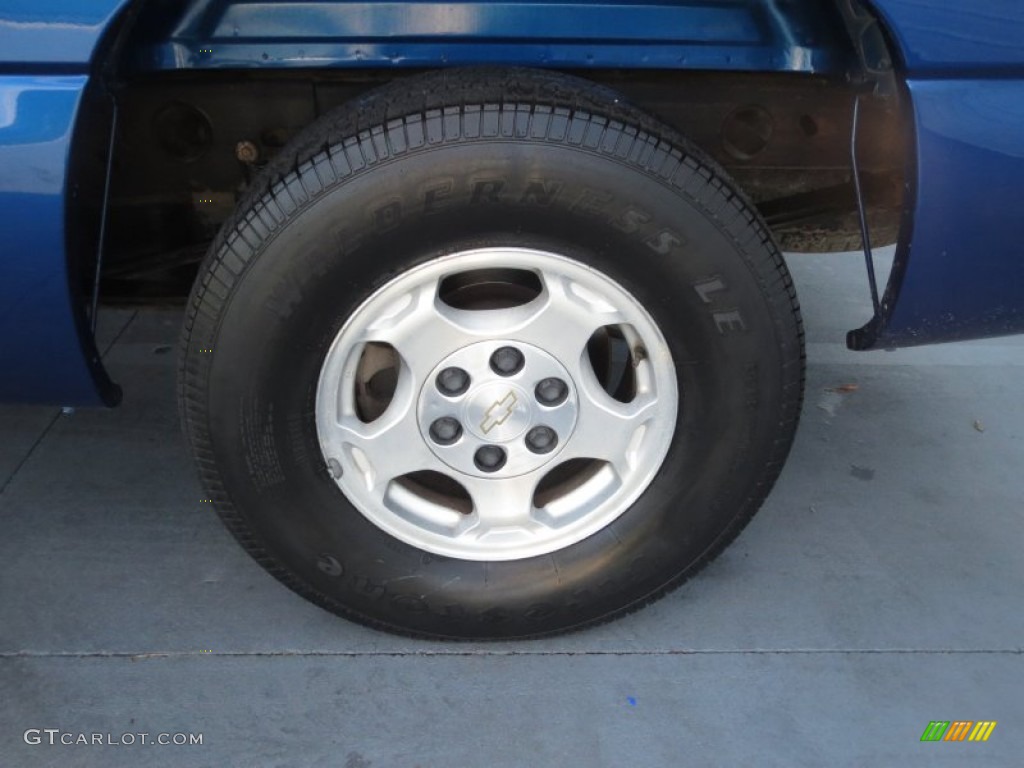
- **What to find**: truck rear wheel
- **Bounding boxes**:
[179,68,804,639]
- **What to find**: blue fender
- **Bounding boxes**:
[0,0,132,405]
[0,0,131,67]
[858,0,1024,73]
[850,1,1024,348]
[0,76,121,405]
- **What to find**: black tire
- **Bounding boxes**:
[179,67,804,640]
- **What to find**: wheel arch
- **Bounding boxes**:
[110,0,859,76]
[57,0,911,405]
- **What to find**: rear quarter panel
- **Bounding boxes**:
[855,0,1024,347]
[865,0,1024,73]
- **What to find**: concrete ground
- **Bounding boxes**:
[1,247,1022,767]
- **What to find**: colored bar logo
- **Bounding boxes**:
[920,721,997,742]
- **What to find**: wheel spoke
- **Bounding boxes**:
[457,473,545,540]
[323,381,438,499]
[561,367,661,476]
[509,271,628,377]
[360,280,476,376]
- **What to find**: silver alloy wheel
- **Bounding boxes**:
[315,248,678,560]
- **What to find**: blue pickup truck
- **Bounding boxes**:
[2,0,1022,639]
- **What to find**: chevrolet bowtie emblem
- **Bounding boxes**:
[480,391,518,434]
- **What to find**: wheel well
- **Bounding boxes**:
[79,1,908,304]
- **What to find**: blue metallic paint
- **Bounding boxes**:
[866,78,1024,347]
[849,1,1024,348]
[136,0,851,73]
[0,76,119,405]
[1,0,1023,403]
[865,0,1024,74]
[0,0,131,68]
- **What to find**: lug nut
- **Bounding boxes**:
[474,445,507,472]
[535,377,568,406]
[235,139,261,165]
[429,417,463,446]
[489,346,525,377]
[436,367,470,396]
[525,426,558,454]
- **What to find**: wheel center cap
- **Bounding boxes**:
[418,341,579,478]
[465,383,531,441]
